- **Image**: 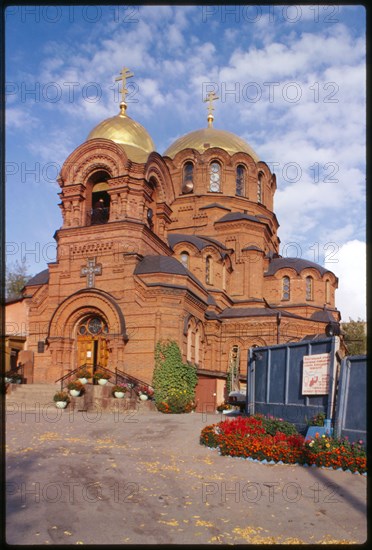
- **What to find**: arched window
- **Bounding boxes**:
[222,261,227,291]
[325,279,331,304]
[77,315,108,336]
[282,276,290,300]
[306,276,313,300]
[236,165,245,196]
[195,327,200,365]
[257,172,263,203]
[209,161,221,192]
[182,162,194,193]
[205,255,213,284]
[180,251,189,269]
[187,323,193,362]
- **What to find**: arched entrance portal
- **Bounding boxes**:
[76,314,109,376]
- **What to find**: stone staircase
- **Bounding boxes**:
[5,383,157,414]
[6,383,59,411]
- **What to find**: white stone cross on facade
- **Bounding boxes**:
[81,257,102,288]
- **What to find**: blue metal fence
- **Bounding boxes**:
[334,355,367,445]
[247,337,337,433]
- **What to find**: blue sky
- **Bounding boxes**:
[5,5,366,320]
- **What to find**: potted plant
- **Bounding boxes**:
[94,370,111,385]
[216,402,232,413]
[135,384,154,401]
[67,380,83,397]
[53,391,70,409]
[111,384,129,398]
[77,368,92,384]
[13,374,23,384]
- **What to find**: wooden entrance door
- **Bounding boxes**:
[76,315,109,376]
[76,336,109,376]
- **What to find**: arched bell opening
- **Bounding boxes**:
[86,170,111,225]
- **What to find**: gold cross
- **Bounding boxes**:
[204,91,219,127]
[115,67,134,107]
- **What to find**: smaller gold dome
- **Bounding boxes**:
[87,107,155,163]
[163,127,259,161]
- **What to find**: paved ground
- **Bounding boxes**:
[5,407,367,545]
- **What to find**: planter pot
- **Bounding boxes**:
[114,391,125,399]
[78,377,88,385]
[70,389,81,397]
[15,379,22,384]
[56,401,68,409]
[5,377,11,383]
[139,394,148,401]
[98,378,108,386]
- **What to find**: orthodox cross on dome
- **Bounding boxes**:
[115,66,134,114]
[81,257,102,288]
[204,91,219,128]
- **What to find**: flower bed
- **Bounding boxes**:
[200,414,366,474]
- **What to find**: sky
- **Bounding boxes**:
[5,4,366,321]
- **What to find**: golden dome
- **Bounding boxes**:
[87,104,155,163]
[163,126,259,161]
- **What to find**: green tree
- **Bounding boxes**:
[152,340,198,413]
[5,260,29,300]
[341,318,367,355]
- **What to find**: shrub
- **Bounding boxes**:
[253,413,298,436]
[152,340,197,414]
[307,412,325,427]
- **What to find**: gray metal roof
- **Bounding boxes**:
[216,212,261,224]
[217,307,304,319]
[168,233,227,252]
[199,203,231,211]
[26,269,49,286]
[264,257,330,277]
[310,309,338,322]
[241,245,264,252]
[134,255,206,289]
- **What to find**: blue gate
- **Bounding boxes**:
[247,337,338,432]
[334,355,367,445]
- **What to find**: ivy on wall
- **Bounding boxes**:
[152,340,198,413]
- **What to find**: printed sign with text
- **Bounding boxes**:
[302,353,330,395]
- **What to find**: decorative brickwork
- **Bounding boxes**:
[22,115,340,390]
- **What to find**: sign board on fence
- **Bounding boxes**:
[302,353,330,395]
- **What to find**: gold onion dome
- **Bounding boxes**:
[164,89,259,161]
[163,126,259,161]
[87,67,154,163]
[87,102,155,163]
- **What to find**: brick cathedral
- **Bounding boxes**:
[20,68,340,407]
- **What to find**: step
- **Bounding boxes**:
[5,383,157,414]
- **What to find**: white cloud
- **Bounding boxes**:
[329,240,366,320]
[6,108,38,130]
